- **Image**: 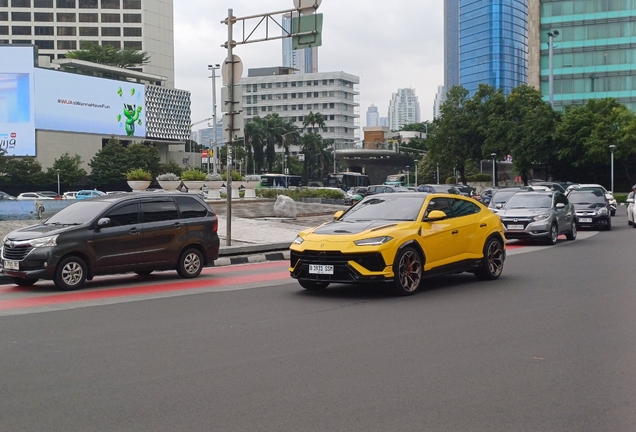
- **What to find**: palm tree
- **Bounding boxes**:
[302,111,326,134]
[245,116,268,173]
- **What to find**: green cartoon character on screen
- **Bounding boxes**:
[123,104,143,136]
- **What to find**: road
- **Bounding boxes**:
[1,215,635,431]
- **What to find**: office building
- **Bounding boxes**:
[366,103,379,127]
[444,0,460,90]
[240,67,359,147]
[458,0,528,95]
[281,12,318,74]
[388,88,420,131]
[433,85,446,119]
[536,1,636,112]
[0,0,175,87]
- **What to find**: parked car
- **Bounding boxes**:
[569,190,612,231]
[495,191,577,244]
[344,186,369,205]
[16,192,56,200]
[289,192,506,295]
[37,191,62,199]
[1,192,220,290]
[62,191,78,200]
[531,182,566,193]
[566,184,616,216]
[0,191,16,200]
[479,187,498,206]
[365,184,411,196]
[416,184,461,194]
[450,184,472,197]
[76,190,106,200]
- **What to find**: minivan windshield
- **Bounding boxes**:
[45,201,112,225]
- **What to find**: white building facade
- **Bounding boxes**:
[388,88,421,131]
[0,0,175,87]
[240,69,359,148]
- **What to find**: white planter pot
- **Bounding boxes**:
[183,180,205,193]
[158,180,182,191]
[205,181,224,199]
[127,180,151,192]
[244,181,259,198]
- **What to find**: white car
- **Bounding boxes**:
[62,191,78,199]
[16,192,56,200]
[566,183,617,216]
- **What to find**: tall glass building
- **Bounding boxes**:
[459,0,528,95]
[540,1,636,111]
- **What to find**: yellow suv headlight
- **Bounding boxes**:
[354,236,393,246]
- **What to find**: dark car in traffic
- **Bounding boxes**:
[416,184,461,194]
[1,193,220,290]
[568,190,611,231]
[365,184,411,196]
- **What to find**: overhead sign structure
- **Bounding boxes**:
[0,46,36,156]
[291,13,323,50]
[293,0,322,15]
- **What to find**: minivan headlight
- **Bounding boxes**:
[597,207,608,215]
[29,235,58,248]
[532,214,550,221]
[354,236,393,246]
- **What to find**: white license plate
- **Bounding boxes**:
[309,264,334,275]
[3,260,19,270]
[579,218,592,223]
[507,224,524,230]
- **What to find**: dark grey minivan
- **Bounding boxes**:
[1,193,220,290]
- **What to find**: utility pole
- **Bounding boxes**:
[208,64,220,175]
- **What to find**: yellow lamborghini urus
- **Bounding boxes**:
[289,192,506,296]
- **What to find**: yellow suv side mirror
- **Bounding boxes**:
[334,210,344,220]
[426,210,447,221]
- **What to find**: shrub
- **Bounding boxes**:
[156,172,180,181]
[181,169,206,181]
[220,171,243,181]
[126,168,152,181]
[206,173,223,181]
[468,173,492,182]
[257,187,345,200]
[615,193,628,204]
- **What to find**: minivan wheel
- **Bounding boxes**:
[546,224,558,245]
[54,256,87,290]
[298,280,329,290]
[177,248,203,278]
[11,277,38,287]
[392,246,422,296]
[475,237,505,280]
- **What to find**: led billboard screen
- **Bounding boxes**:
[0,46,36,156]
[35,69,146,138]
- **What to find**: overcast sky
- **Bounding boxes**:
[174,0,444,132]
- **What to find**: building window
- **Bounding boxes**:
[57,27,76,36]
[101,0,119,9]
[123,13,141,23]
[57,40,76,49]
[298,104,303,109]
[79,26,98,36]
[322,103,328,109]
[79,39,97,48]
[0,13,6,21]
[0,26,10,35]
[291,81,296,87]
[313,92,318,97]
[12,26,32,35]
[261,83,266,89]
[34,0,53,6]
[79,0,97,8]
[35,40,54,49]
[282,82,288,87]
[102,40,120,48]
[101,27,120,36]
[306,92,312,98]
[79,13,98,22]
[57,13,76,22]
[12,12,32,21]
[329,103,334,108]
[11,0,31,6]
[123,40,141,50]
[252,84,257,92]
[283,106,288,111]
[123,0,140,9]
[123,27,141,36]
[291,93,296,99]
[101,13,120,22]
[13,39,32,44]
[0,0,5,6]
[56,0,76,7]
[34,26,54,35]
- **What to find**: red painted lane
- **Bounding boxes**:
[0,265,291,311]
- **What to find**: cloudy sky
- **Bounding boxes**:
[173,0,444,132]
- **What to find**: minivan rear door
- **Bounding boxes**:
[140,197,183,265]
[90,201,144,270]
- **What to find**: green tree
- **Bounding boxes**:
[3,157,45,187]
[88,138,129,185]
[45,153,87,187]
[66,41,150,68]
[126,142,160,178]
[302,111,326,134]
[245,116,268,174]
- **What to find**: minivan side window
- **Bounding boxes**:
[141,200,179,223]
[175,196,209,218]
[106,202,139,226]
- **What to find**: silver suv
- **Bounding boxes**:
[496,191,576,245]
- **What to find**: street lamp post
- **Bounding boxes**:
[406,166,410,187]
[491,153,497,187]
[609,145,616,193]
[548,30,559,108]
[208,64,220,175]
[414,160,418,187]
[56,169,60,196]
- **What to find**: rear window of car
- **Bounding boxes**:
[175,196,210,218]
[568,191,606,204]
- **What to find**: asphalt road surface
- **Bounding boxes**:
[1,214,635,431]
